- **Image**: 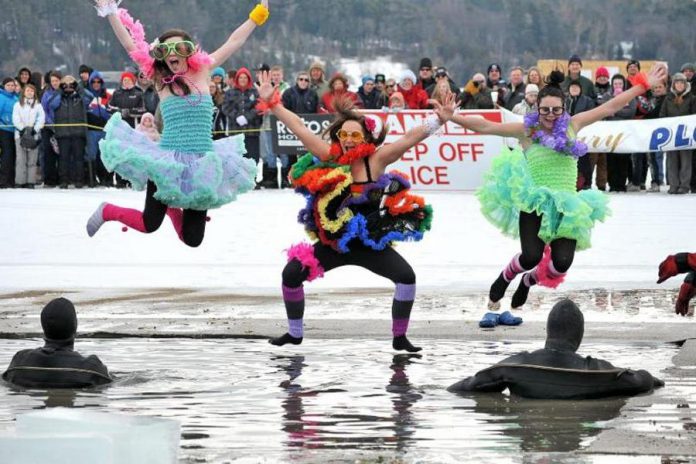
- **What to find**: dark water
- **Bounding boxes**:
[0,339,684,463]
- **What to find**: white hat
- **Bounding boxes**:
[400,69,417,85]
[525,84,539,95]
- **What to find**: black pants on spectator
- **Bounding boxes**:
[58,136,85,186]
[0,130,17,187]
[42,129,59,186]
[631,153,648,187]
[244,134,260,163]
[607,153,631,192]
[577,155,593,190]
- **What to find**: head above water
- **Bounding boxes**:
[41,298,78,341]
[545,298,584,352]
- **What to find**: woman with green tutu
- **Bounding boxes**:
[449,65,667,312]
[86,0,269,247]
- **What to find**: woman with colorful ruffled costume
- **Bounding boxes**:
[85,0,268,247]
[449,65,667,313]
[255,71,456,352]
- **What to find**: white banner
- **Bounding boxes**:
[364,110,504,191]
[501,109,696,153]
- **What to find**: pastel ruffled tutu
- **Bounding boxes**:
[99,95,256,210]
[291,153,433,253]
[477,145,609,251]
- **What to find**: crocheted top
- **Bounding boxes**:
[525,142,578,192]
[159,95,214,153]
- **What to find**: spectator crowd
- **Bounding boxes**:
[0,55,694,193]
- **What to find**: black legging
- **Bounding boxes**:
[282,242,416,288]
[518,211,576,273]
[142,180,208,248]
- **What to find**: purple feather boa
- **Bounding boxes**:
[523,112,588,159]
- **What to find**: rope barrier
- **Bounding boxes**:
[0,123,268,134]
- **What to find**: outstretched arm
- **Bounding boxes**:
[373,92,457,168]
[572,64,668,131]
[256,71,329,159]
[450,113,525,138]
[95,1,136,52]
[208,1,269,69]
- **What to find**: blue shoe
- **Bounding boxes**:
[498,310,523,326]
[479,312,500,328]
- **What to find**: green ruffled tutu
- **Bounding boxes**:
[476,146,609,251]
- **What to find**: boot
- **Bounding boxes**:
[260,165,279,189]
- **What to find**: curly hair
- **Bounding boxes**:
[323,95,387,145]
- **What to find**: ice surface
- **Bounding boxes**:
[0,432,113,464]
[10,408,179,464]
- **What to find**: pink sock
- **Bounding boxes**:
[103,204,147,232]
[503,253,524,282]
[166,208,184,240]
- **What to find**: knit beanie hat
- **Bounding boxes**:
[524,84,539,95]
[680,63,695,73]
[361,75,374,85]
[626,59,641,70]
[673,72,687,82]
[568,54,582,66]
[41,298,78,341]
[120,71,137,83]
[595,66,610,79]
[211,67,225,79]
[419,57,433,69]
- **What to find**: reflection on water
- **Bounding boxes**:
[0,339,684,463]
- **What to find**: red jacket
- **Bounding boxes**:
[398,85,429,109]
[321,90,362,113]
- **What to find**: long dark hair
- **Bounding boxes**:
[323,96,387,146]
[537,70,565,101]
[153,29,195,96]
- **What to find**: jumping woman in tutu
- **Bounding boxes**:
[86,0,269,247]
[449,65,667,313]
[255,72,455,352]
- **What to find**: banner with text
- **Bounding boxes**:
[501,109,696,153]
[271,110,505,191]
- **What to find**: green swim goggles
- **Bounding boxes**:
[150,40,196,60]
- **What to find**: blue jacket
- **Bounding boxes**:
[41,88,60,126]
[0,88,19,133]
[87,70,112,128]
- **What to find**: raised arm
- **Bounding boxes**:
[208,1,269,69]
[373,92,457,168]
[95,1,136,52]
[572,64,668,132]
[256,71,329,159]
[450,113,525,138]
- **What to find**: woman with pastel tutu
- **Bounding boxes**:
[86,0,269,247]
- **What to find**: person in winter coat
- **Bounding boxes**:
[645,80,668,192]
[660,73,696,194]
[2,298,111,389]
[108,71,145,128]
[137,71,160,115]
[416,57,436,91]
[321,73,362,113]
[135,112,160,142]
[86,71,112,186]
[588,66,612,191]
[657,252,696,316]
[222,66,261,179]
[48,75,93,188]
[0,78,19,187]
[357,75,387,110]
[397,70,428,110]
[208,82,227,141]
[486,63,507,107]
[282,71,319,115]
[606,74,637,192]
[460,73,495,110]
[40,71,62,187]
[78,64,93,91]
[562,55,596,100]
[425,67,461,100]
[12,84,45,188]
[504,66,526,111]
[512,84,538,116]
[308,61,329,100]
[565,80,596,190]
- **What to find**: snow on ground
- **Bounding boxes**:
[1,188,694,293]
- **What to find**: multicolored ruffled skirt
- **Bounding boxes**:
[99,113,256,210]
[476,147,609,251]
[291,153,433,253]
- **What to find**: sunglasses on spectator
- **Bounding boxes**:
[297,77,310,82]
[150,40,196,60]
[538,106,564,115]
[386,84,395,88]
[93,80,103,84]
[337,129,365,143]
